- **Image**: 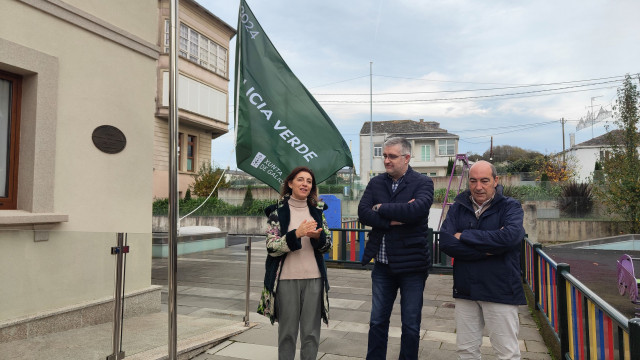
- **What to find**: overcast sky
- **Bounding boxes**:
[198,0,640,173]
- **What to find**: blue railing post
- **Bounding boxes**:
[556,263,570,358]
[630,318,640,359]
[532,243,542,307]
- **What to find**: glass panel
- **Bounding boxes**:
[0,227,255,359]
[0,79,10,197]
[187,158,193,171]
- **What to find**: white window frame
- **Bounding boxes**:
[373,144,382,157]
[165,20,228,77]
[420,145,431,161]
[438,139,455,156]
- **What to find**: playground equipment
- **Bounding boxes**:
[616,254,640,316]
[437,154,470,230]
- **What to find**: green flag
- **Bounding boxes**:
[234,0,353,191]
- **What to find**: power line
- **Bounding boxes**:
[317,80,621,104]
[313,75,626,96]
[319,84,619,105]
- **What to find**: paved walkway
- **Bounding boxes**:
[184,238,551,360]
[0,237,551,359]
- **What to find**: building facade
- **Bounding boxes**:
[567,130,640,181]
[359,119,459,184]
[0,0,159,333]
[153,0,235,199]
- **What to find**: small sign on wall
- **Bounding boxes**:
[92,125,126,154]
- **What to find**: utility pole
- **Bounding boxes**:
[489,136,493,161]
[561,117,566,163]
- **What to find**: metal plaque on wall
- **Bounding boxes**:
[92,125,126,154]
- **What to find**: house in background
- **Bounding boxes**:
[153,0,236,199]
[567,129,640,181]
[1,0,159,340]
[359,119,459,184]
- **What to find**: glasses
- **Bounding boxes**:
[382,154,407,160]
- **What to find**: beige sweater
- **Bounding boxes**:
[280,197,321,280]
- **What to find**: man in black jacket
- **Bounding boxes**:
[358,137,434,360]
[439,160,525,360]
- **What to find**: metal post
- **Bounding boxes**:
[168,0,180,358]
[243,235,252,327]
[629,318,640,359]
[107,233,126,360]
[340,231,347,261]
[369,61,373,182]
[556,263,570,358]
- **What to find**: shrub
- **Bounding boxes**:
[184,188,192,201]
[152,197,276,216]
[557,182,593,218]
[242,185,254,210]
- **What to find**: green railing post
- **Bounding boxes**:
[340,231,347,261]
[556,263,570,358]
[427,228,434,266]
[630,318,640,359]
[532,243,542,308]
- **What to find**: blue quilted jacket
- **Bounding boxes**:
[439,190,526,305]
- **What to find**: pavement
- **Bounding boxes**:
[0,236,552,359]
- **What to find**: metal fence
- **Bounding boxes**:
[326,223,453,271]
[522,238,640,359]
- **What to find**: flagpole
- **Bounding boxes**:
[168,0,179,358]
[233,27,241,150]
[369,61,373,182]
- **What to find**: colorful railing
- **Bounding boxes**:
[326,225,452,271]
[522,238,640,359]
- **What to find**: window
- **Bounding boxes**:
[165,21,228,77]
[187,135,196,172]
[178,132,182,170]
[178,133,196,172]
[420,145,431,161]
[0,71,21,209]
[438,139,455,156]
[374,144,382,157]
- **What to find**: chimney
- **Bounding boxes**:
[570,133,575,147]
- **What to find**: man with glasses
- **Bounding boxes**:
[358,137,434,360]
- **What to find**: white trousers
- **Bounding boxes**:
[455,298,521,360]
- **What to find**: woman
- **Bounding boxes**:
[257,166,332,360]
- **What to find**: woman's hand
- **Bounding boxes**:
[295,219,319,238]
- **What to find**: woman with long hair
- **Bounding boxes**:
[257,166,332,360]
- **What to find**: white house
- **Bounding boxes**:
[567,129,640,181]
[359,119,459,184]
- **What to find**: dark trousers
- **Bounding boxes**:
[366,263,428,360]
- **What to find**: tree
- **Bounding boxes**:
[190,163,230,198]
[446,157,454,175]
[594,74,640,232]
[482,145,542,163]
[535,153,577,182]
[242,185,254,210]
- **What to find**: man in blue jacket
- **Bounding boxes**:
[358,137,434,360]
[439,160,525,360]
